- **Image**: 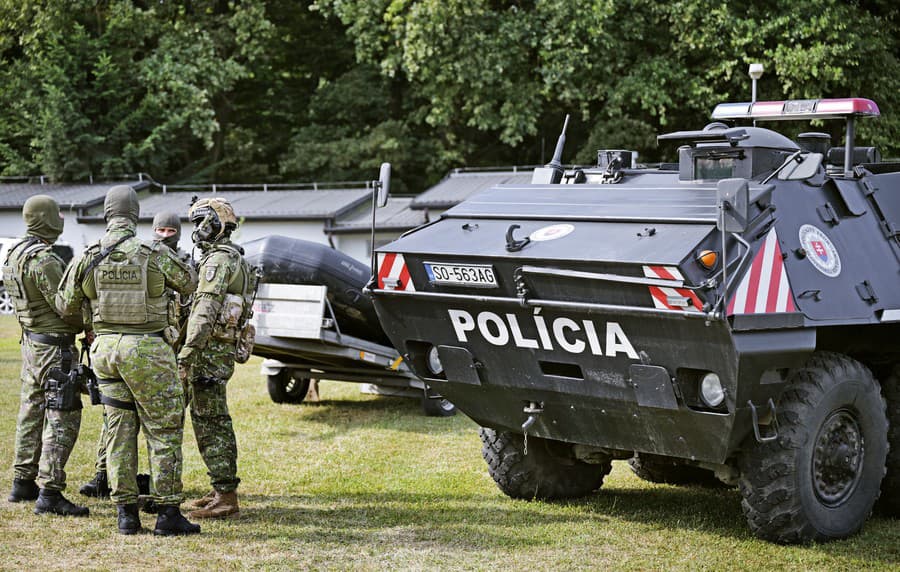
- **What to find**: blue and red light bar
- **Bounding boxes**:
[712,98,880,121]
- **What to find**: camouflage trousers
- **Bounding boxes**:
[91,333,185,505]
[92,412,109,473]
[189,338,240,493]
[13,336,82,491]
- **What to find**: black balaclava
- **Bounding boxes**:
[152,210,182,251]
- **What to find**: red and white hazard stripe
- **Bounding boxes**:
[643,265,703,312]
[377,253,416,291]
[727,229,796,314]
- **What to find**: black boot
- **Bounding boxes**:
[34,489,90,517]
[8,478,39,502]
[79,471,110,498]
[137,473,151,496]
[141,498,160,514]
[153,505,201,536]
[117,503,142,535]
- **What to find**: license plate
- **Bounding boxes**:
[424,262,498,287]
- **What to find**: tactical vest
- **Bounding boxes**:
[202,243,258,342]
[2,238,73,333]
[87,238,168,333]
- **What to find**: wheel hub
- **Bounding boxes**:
[812,409,864,507]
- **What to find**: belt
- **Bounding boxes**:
[24,331,75,346]
[97,332,165,339]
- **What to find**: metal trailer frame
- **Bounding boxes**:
[251,283,453,415]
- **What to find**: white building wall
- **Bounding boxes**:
[334,232,405,264]
[0,210,104,251]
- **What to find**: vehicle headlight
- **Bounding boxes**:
[426,345,444,375]
[700,372,725,407]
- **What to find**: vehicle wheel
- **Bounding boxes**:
[738,352,888,544]
[876,364,900,516]
[479,427,611,500]
[421,389,457,417]
[266,370,311,404]
[628,454,725,487]
[0,285,13,315]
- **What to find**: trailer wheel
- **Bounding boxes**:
[876,364,900,516]
[0,285,13,315]
[267,370,311,404]
[739,352,888,544]
[628,454,725,487]
[479,427,611,500]
[421,388,457,417]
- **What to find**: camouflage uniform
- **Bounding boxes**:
[179,197,254,518]
[88,212,192,485]
[181,239,247,494]
[3,196,85,505]
[56,188,198,524]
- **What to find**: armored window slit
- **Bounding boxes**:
[539,361,584,380]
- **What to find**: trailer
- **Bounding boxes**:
[251,283,456,416]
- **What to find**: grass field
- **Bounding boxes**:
[0,315,897,570]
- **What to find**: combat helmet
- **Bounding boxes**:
[188,197,237,242]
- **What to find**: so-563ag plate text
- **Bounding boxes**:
[425,262,497,287]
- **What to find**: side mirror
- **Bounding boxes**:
[778,152,823,180]
[717,178,749,233]
[377,162,391,208]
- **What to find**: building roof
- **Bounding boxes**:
[0,180,149,211]
[326,197,428,234]
[77,188,373,223]
[410,168,535,210]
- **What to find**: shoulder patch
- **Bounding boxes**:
[205,265,217,282]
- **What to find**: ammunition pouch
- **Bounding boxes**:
[162,325,180,347]
[212,293,244,342]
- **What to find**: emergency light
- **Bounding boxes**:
[712,98,880,121]
[712,97,880,176]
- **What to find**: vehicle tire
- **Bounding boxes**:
[0,285,13,315]
[479,427,611,500]
[738,352,888,544]
[628,454,724,487]
[876,364,900,516]
[266,370,311,404]
[421,389,457,417]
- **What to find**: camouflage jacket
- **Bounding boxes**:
[178,238,248,363]
[2,235,82,334]
[56,218,197,334]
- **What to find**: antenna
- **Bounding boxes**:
[547,114,570,170]
[530,114,571,185]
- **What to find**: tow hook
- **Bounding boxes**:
[748,398,779,443]
[522,401,544,455]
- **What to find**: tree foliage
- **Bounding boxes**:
[0,0,898,186]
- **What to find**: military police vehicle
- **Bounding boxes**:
[369,98,900,543]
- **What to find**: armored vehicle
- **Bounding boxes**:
[369,98,900,543]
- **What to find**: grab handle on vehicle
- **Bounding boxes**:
[505,224,531,252]
[748,398,779,443]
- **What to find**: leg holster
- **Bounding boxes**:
[98,378,137,411]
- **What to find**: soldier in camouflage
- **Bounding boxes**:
[3,195,90,517]
[79,211,190,502]
[56,186,200,536]
[179,197,252,519]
